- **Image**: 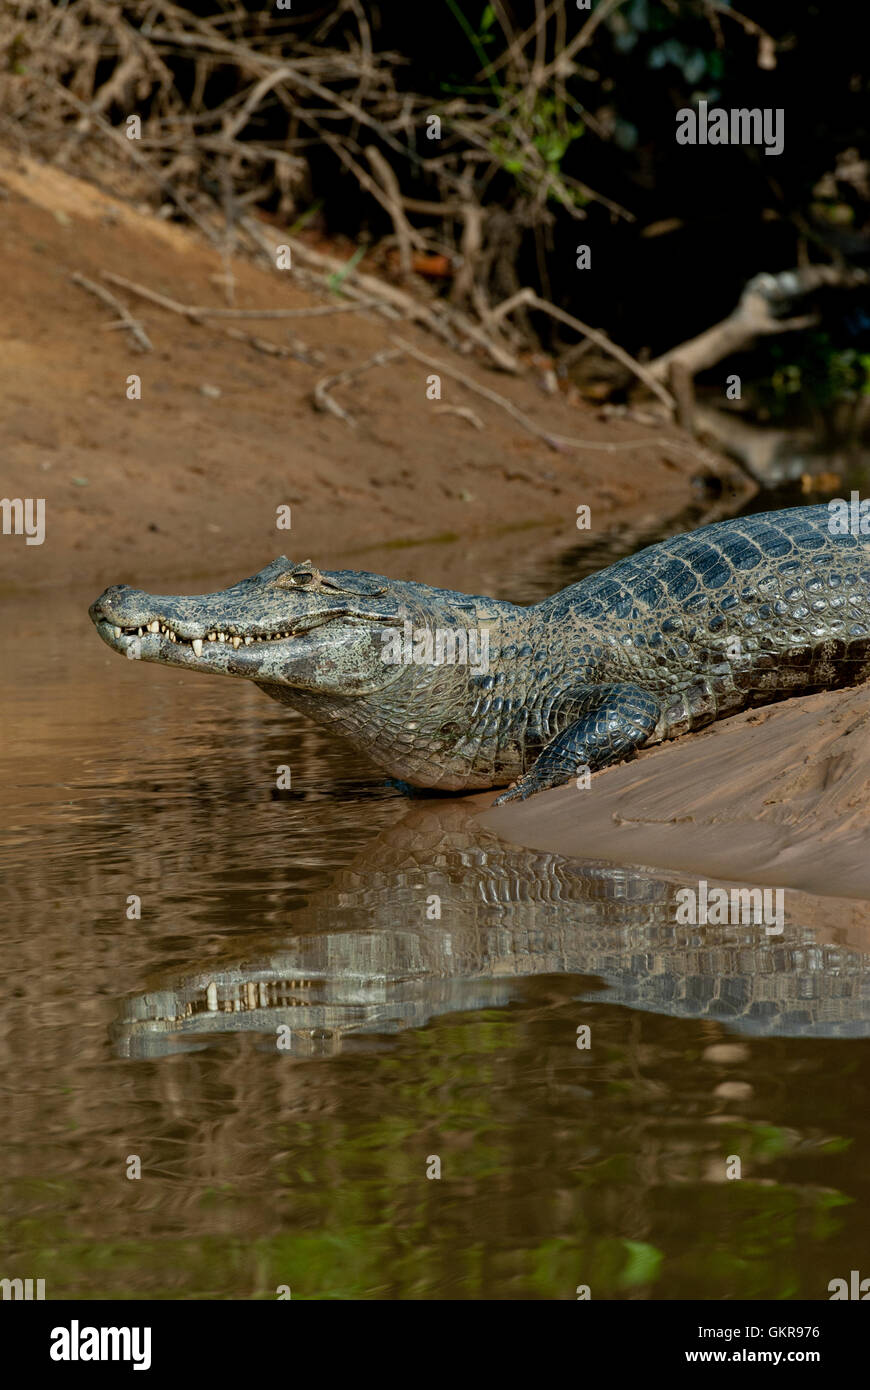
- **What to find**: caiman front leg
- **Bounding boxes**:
[493,682,661,804]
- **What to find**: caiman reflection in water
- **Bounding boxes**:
[113,802,870,1057]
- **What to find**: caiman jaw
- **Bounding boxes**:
[93,613,305,656]
[88,599,346,676]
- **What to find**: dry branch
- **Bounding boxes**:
[364,144,419,276]
[98,273,388,322]
[100,270,323,364]
[390,336,703,461]
[487,288,676,411]
[69,271,152,351]
[242,226,519,371]
[433,404,485,430]
[648,265,868,381]
[313,347,404,427]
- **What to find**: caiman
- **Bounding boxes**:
[90,504,870,802]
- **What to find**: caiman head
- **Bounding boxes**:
[90,557,516,790]
[89,557,427,695]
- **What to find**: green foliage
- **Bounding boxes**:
[761,335,870,419]
[443,0,503,98]
[489,93,586,206]
[619,1240,664,1288]
[442,3,587,204]
[529,97,586,172]
[613,0,725,90]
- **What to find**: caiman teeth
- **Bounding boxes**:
[107,619,298,646]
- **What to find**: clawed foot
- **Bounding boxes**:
[492,776,547,805]
[492,784,525,806]
[493,763,582,804]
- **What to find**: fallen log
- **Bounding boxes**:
[648,265,869,381]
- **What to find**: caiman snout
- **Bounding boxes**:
[90,579,307,653]
[89,583,138,626]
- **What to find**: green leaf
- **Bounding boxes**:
[619,1240,664,1288]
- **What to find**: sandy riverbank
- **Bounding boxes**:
[484,684,870,901]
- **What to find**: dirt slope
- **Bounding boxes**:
[0,148,750,597]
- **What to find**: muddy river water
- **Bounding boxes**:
[3,498,870,1300]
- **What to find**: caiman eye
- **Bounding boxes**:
[276,561,319,589]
